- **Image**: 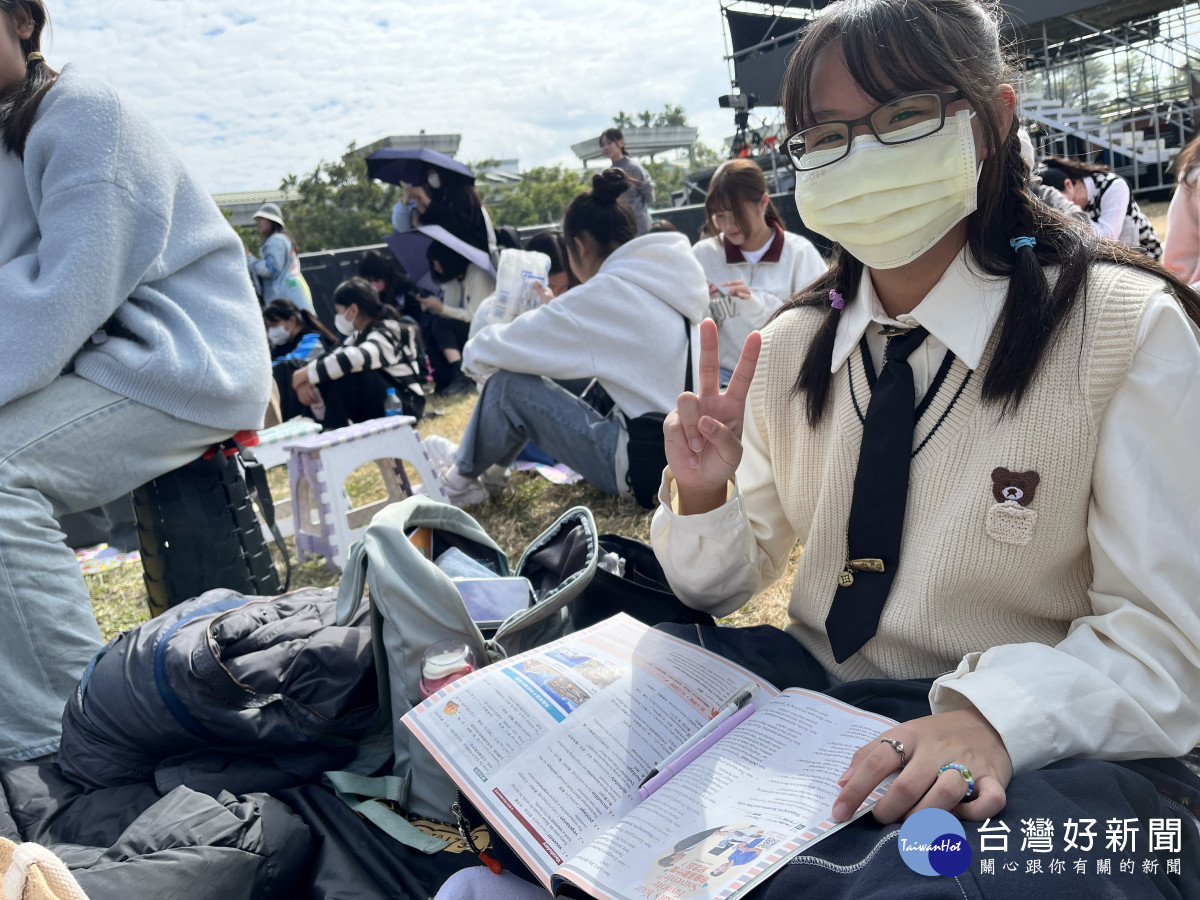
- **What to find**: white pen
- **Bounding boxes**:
[639,682,757,788]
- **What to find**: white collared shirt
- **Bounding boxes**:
[651,248,1200,772]
[831,247,1009,396]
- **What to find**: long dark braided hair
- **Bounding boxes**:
[778,0,1200,427]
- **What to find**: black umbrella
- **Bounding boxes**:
[366,148,475,186]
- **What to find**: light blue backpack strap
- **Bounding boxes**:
[336,540,370,626]
[323,770,451,854]
[335,538,397,775]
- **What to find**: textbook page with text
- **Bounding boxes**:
[402,614,895,900]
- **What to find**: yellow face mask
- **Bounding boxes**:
[795,109,978,269]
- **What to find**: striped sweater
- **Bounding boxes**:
[305,319,425,413]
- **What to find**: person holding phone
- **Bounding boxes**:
[693,158,825,378]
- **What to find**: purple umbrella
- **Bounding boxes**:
[366,148,475,187]
[385,231,441,295]
[386,226,496,296]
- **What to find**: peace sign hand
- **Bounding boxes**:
[663,319,761,516]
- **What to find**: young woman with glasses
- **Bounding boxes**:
[647,0,1200,887]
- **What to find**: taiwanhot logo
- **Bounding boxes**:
[896,808,972,877]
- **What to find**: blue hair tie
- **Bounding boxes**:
[1010,236,1037,251]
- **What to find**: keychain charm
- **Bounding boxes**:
[839,558,885,588]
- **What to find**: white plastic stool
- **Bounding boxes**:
[285,415,450,571]
[252,419,323,537]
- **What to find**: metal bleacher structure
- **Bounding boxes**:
[720,0,1200,198]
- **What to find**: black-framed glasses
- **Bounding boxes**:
[784,91,966,171]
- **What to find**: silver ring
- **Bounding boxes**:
[880,738,907,767]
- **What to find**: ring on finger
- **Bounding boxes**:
[938,763,976,799]
[879,738,906,767]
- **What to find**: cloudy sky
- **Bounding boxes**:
[46,1,750,193]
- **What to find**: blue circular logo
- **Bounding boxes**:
[896,809,972,877]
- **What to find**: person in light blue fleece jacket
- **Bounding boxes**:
[245,201,314,312]
[0,0,271,760]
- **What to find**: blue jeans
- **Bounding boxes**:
[454,372,621,496]
[0,375,231,759]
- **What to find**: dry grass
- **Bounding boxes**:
[1144,200,1169,241]
[89,389,796,641]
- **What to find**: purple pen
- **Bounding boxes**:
[637,703,757,800]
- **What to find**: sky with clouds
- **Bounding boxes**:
[46,1,751,193]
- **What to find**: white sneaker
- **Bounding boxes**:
[423,435,459,478]
[441,465,488,508]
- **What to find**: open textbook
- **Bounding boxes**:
[402,614,896,900]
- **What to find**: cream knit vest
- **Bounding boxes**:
[751,262,1162,682]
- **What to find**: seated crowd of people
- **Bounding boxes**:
[4,0,1200,896]
[260,154,827,510]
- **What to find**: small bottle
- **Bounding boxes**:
[383,387,404,417]
[420,640,478,699]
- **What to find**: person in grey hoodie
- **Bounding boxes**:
[441,168,710,506]
[0,0,271,760]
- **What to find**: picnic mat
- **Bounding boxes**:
[75,544,141,576]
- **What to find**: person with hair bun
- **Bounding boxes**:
[438,168,710,507]
[694,158,826,375]
[291,277,426,426]
[648,0,1200,877]
[599,127,655,234]
[0,0,271,760]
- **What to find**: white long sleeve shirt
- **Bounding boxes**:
[651,249,1200,773]
[693,228,827,371]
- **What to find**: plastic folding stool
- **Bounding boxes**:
[285,415,450,571]
[252,419,323,537]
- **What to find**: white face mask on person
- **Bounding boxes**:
[266,325,290,346]
[795,109,979,269]
[334,313,356,336]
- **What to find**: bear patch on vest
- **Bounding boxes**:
[986,467,1040,546]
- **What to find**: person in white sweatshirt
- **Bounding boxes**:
[0,0,270,760]
[693,159,826,375]
[442,169,710,506]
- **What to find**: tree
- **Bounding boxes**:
[654,104,688,127]
[476,165,585,228]
[637,109,655,128]
[613,111,635,129]
[275,148,402,253]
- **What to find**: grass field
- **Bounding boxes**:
[87,389,801,641]
[86,202,1174,640]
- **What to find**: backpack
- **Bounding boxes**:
[325,496,710,848]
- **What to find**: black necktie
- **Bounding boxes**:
[825,325,929,663]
